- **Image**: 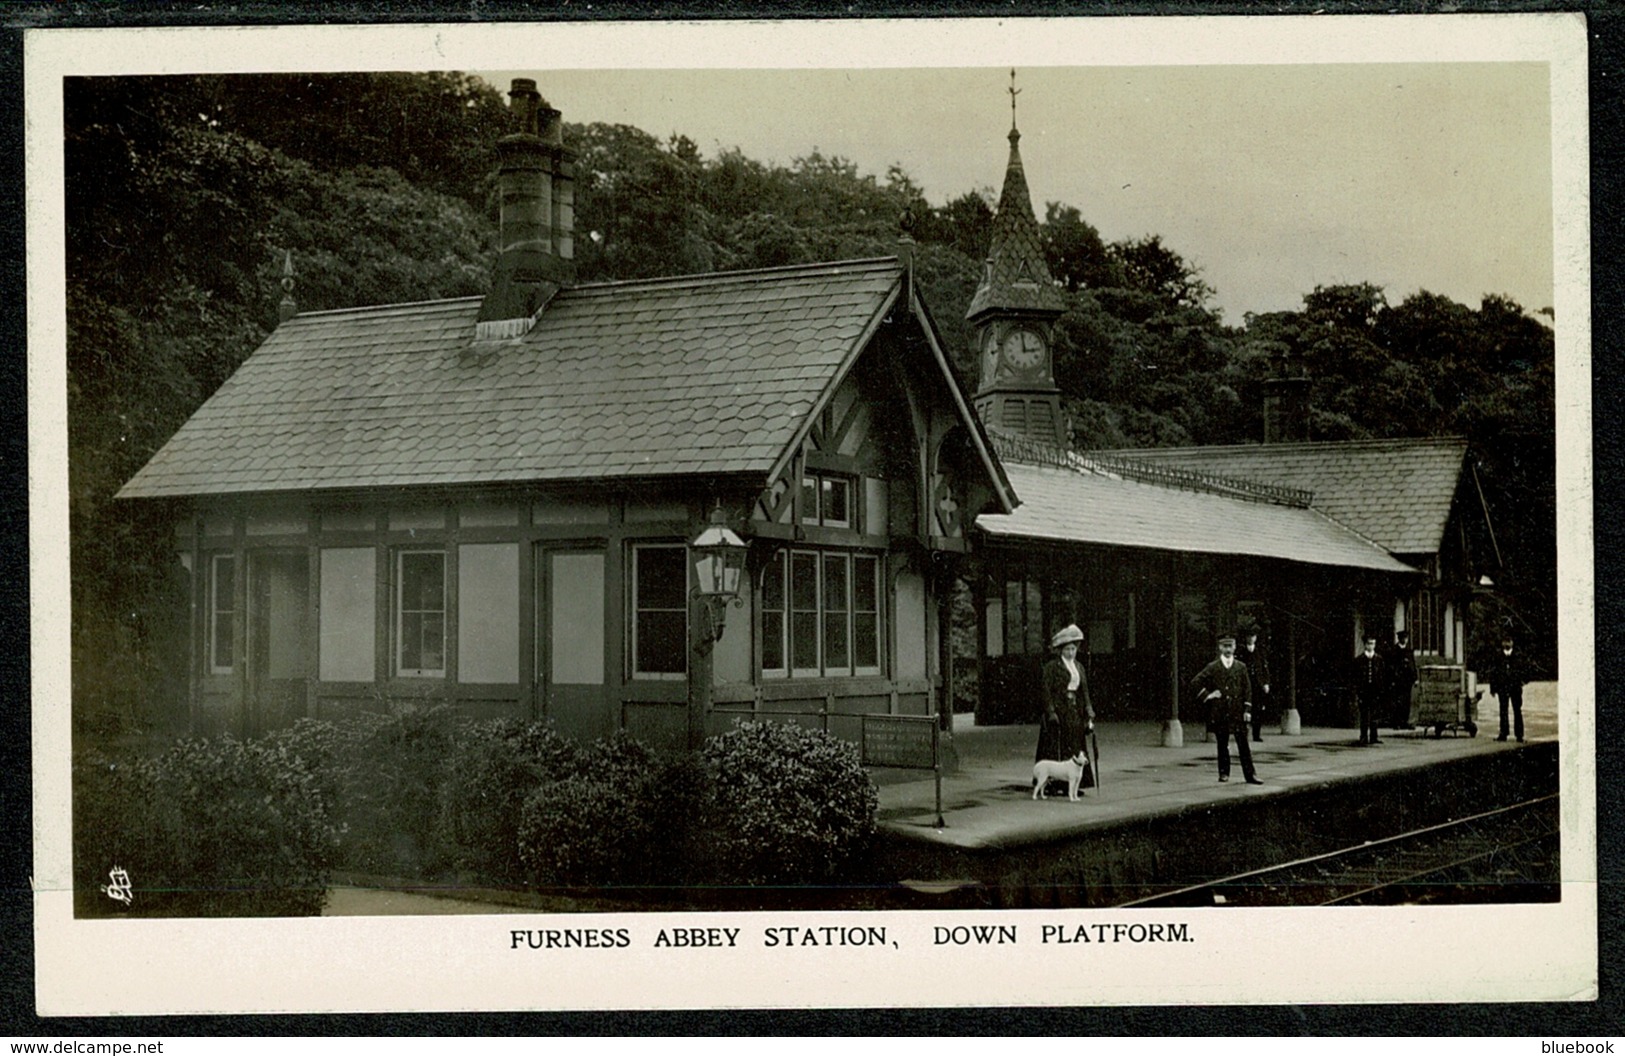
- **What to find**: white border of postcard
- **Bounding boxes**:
[27,14,1594,1014]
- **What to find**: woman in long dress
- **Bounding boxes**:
[1037,623,1094,781]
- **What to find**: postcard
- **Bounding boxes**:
[26,13,1594,1015]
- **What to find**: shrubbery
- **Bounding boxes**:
[77,711,882,912]
[693,721,878,887]
[73,737,337,917]
[265,708,458,877]
[438,720,581,882]
[516,733,706,890]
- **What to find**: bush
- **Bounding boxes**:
[263,706,461,877]
[693,721,878,888]
[515,732,699,890]
[73,737,337,917]
[437,720,581,882]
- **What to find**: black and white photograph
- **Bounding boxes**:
[24,14,1594,1015]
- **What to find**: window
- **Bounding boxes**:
[762,549,881,678]
[395,550,446,676]
[209,554,235,674]
[799,472,853,529]
[1003,574,1047,655]
[1407,589,1446,656]
[632,544,687,678]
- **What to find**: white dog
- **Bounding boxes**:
[1032,751,1091,801]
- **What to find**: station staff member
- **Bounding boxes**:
[1350,633,1386,746]
[1191,634,1261,785]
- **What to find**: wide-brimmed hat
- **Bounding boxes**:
[1050,624,1084,649]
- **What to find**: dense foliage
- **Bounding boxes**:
[694,721,879,887]
[73,737,338,916]
[515,734,705,890]
[66,73,1558,733]
[79,711,882,910]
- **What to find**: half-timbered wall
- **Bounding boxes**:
[173,327,991,747]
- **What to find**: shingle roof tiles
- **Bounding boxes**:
[120,260,903,498]
[1099,438,1469,555]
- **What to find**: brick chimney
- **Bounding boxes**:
[477,79,575,339]
[1263,351,1311,443]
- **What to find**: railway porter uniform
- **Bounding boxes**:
[1190,634,1260,784]
[1487,636,1530,742]
[1350,634,1386,745]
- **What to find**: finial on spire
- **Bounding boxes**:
[278,249,297,324]
[1008,68,1021,132]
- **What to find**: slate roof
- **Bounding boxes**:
[965,128,1067,320]
[119,259,918,499]
[1097,438,1470,556]
[978,462,1416,574]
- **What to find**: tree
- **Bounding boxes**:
[569,123,715,281]
[1107,234,1214,310]
[1041,202,1119,293]
[66,74,498,731]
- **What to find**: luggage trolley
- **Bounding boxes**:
[1413,662,1479,738]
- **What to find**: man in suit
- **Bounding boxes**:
[1387,629,1418,730]
[1486,634,1530,742]
[1191,634,1261,784]
[1239,629,1271,742]
[1350,632,1386,745]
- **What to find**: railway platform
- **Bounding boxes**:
[871,681,1561,907]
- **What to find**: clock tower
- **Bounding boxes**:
[968,72,1069,449]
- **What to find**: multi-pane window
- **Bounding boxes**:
[799,472,853,529]
[209,554,235,674]
[1408,589,1445,655]
[762,549,881,678]
[631,544,687,678]
[395,550,446,676]
[1003,574,1047,655]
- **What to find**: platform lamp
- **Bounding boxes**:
[687,503,747,750]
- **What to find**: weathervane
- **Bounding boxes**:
[1008,68,1021,131]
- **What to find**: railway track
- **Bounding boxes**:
[1120,795,1561,908]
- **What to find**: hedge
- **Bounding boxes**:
[73,737,337,917]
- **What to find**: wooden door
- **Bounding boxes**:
[248,551,309,735]
[534,546,609,741]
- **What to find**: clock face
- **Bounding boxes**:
[1002,327,1047,373]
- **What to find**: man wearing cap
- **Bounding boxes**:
[1485,634,1530,742]
[1350,633,1386,745]
[1037,623,1094,791]
[1190,634,1261,784]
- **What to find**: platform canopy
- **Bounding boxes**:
[1104,438,1470,558]
[978,460,1417,574]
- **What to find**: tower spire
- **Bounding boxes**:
[968,69,1069,450]
[967,70,1064,322]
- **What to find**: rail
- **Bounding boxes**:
[1117,795,1559,908]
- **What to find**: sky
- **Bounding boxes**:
[477,62,1555,324]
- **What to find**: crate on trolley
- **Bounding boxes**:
[1413,661,1479,738]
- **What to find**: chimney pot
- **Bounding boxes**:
[479,79,576,331]
[508,78,541,136]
